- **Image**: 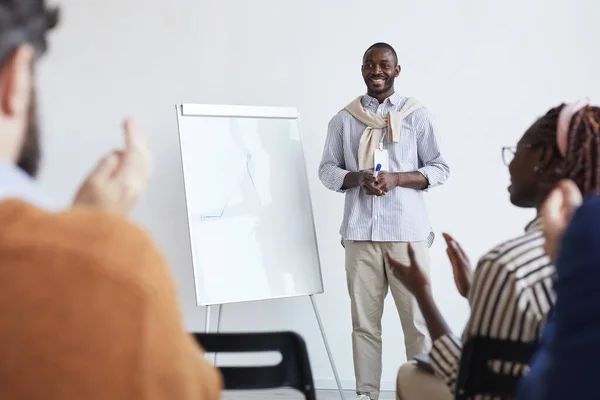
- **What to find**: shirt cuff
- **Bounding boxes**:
[416,168,431,192]
[429,334,462,391]
[329,168,350,193]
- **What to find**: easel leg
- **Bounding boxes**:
[310,295,345,400]
[214,304,223,365]
[204,305,211,333]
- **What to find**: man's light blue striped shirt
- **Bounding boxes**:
[318,92,449,243]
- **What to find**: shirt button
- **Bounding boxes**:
[374,216,378,220]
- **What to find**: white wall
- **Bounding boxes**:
[37,0,599,392]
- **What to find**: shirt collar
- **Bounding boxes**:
[0,159,55,211]
[361,91,404,107]
[525,216,543,233]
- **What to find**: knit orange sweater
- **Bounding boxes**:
[0,199,222,399]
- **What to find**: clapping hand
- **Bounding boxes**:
[386,244,431,298]
[442,233,473,299]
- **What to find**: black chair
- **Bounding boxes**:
[193,331,316,400]
[455,337,538,400]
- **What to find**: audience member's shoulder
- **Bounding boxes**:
[558,195,600,263]
[0,199,165,284]
[581,193,600,208]
[568,195,600,234]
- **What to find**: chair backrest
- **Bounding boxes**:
[193,331,316,400]
[455,337,538,400]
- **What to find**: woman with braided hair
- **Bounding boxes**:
[513,102,600,400]
[393,99,600,400]
[508,99,600,206]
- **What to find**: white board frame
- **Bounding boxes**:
[175,103,324,307]
[181,104,298,119]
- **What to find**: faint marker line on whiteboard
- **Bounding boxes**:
[195,153,261,221]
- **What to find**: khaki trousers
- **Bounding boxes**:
[345,241,431,400]
[396,363,452,400]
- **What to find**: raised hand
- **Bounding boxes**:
[73,119,152,215]
[442,233,473,299]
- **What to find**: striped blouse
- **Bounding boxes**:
[429,217,556,397]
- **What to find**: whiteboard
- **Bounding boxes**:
[175,104,324,306]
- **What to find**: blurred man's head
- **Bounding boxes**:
[0,0,58,177]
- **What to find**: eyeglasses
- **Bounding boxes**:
[502,143,534,166]
[502,146,516,166]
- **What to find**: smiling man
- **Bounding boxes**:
[318,42,449,400]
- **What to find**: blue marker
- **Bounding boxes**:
[374,163,382,177]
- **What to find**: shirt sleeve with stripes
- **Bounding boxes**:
[318,114,349,193]
[429,333,463,394]
[428,223,553,397]
[413,109,450,190]
[428,256,500,395]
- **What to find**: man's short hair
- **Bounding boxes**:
[363,42,398,65]
[0,0,59,65]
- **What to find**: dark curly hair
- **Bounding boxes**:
[524,104,600,195]
[0,0,59,64]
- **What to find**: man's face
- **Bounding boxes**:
[16,88,40,178]
[362,48,400,95]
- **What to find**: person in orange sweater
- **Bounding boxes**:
[0,1,223,399]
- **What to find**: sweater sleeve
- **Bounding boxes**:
[108,215,224,400]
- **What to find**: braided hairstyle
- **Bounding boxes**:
[525,104,600,195]
[0,0,59,65]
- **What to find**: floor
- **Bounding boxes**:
[222,389,395,399]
